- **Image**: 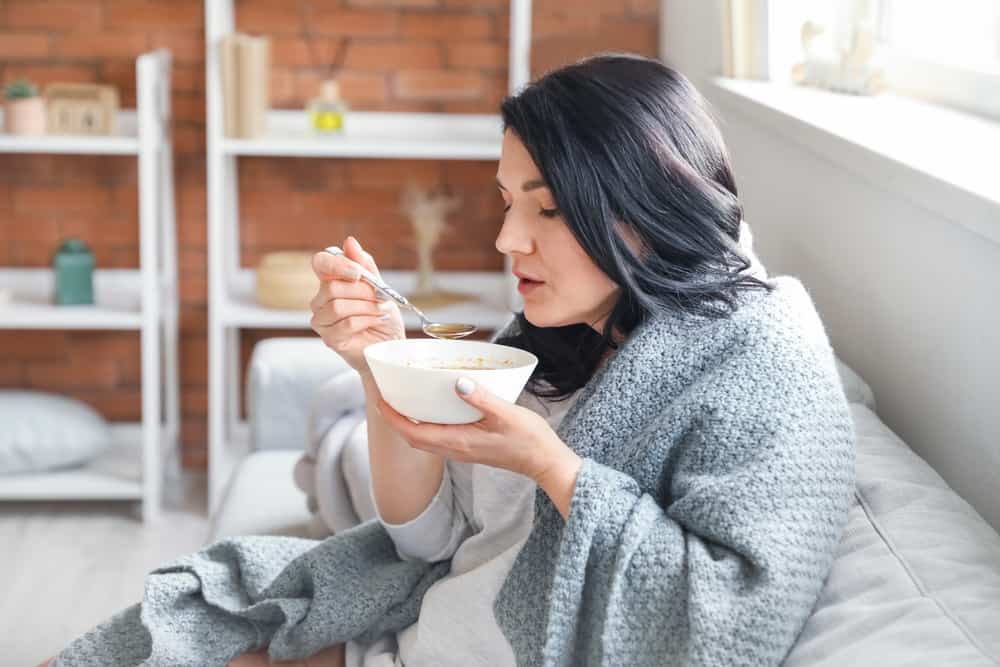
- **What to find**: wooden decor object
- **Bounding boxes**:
[219,33,271,138]
[44,83,119,135]
[255,251,319,310]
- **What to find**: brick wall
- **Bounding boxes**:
[0,0,658,469]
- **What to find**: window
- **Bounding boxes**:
[883,0,999,71]
[765,0,1000,120]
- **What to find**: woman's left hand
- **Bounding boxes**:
[374,377,583,519]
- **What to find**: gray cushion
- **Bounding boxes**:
[0,389,111,474]
[209,450,327,541]
[785,404,1000,665]
[247,337,351,452]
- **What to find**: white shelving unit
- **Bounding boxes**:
[0,51,180,522]
[204,0,532,512]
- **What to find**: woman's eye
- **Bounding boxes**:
[502,203,512,213]
[539,208,561,218]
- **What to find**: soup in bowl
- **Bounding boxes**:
[363,338,538,424]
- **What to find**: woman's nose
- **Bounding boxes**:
[494,215,533,256]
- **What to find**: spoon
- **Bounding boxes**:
[324,246,478,340]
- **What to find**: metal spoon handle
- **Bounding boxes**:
[324,246,428,323]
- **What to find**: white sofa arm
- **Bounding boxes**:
[246,337,350,452]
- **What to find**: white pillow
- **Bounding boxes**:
[833,357,877,411]
[0,390,111,474]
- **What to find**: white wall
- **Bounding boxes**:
[661,0,1000,530]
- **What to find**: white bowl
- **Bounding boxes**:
[363,338,538,424]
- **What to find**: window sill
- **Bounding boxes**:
[706,77,1000,246]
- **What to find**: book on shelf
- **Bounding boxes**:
[219,33,270,138]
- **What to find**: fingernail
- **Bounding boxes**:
[379,313,391,320]
[456,377,475,395]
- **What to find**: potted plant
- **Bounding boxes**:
[3,80,46,135]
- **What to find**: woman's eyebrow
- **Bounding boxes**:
[495,177,548,192]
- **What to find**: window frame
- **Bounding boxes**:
[882,50,1000,121]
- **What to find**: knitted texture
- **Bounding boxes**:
[52,276,853,667]
[52,524,450,666]
[494,276,855,665]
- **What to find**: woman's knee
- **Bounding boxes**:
[305,643,345,667]
[227,649,272,667]
[227,643,344,667]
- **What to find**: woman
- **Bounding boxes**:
[46,54,853,667]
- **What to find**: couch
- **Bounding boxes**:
[209,337,1000,665]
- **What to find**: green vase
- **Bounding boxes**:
[53,238,95,306]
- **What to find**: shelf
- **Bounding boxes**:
[0,268,144,330]
[0,423,147,501]
[221,268,514,330]
[221,110,503,160]
[0,110,140,155]
[204,0,532,513]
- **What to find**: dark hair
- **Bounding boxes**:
[495,53,773,400]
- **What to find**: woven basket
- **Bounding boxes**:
[255,252,319,310]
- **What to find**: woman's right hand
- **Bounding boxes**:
[310,236,405,376]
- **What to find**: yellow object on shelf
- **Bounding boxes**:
[308,80,347,133]
[255,252,319,310]
[311,108,343,132]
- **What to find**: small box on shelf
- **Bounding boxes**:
[44,83,119,136]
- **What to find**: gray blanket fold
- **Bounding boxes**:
[53,275,854,667]
[54,523,446,666]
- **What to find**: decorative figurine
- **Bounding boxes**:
[400,183,472,311]
[791,0,887,96]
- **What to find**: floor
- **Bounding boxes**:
[0,471,211,666]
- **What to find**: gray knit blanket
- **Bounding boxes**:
[53,276,854,666]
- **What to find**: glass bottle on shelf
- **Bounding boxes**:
[308,80,347,133]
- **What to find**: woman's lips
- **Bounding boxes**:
[517,277,544,295]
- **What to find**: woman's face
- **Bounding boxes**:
[495,130,620,332]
